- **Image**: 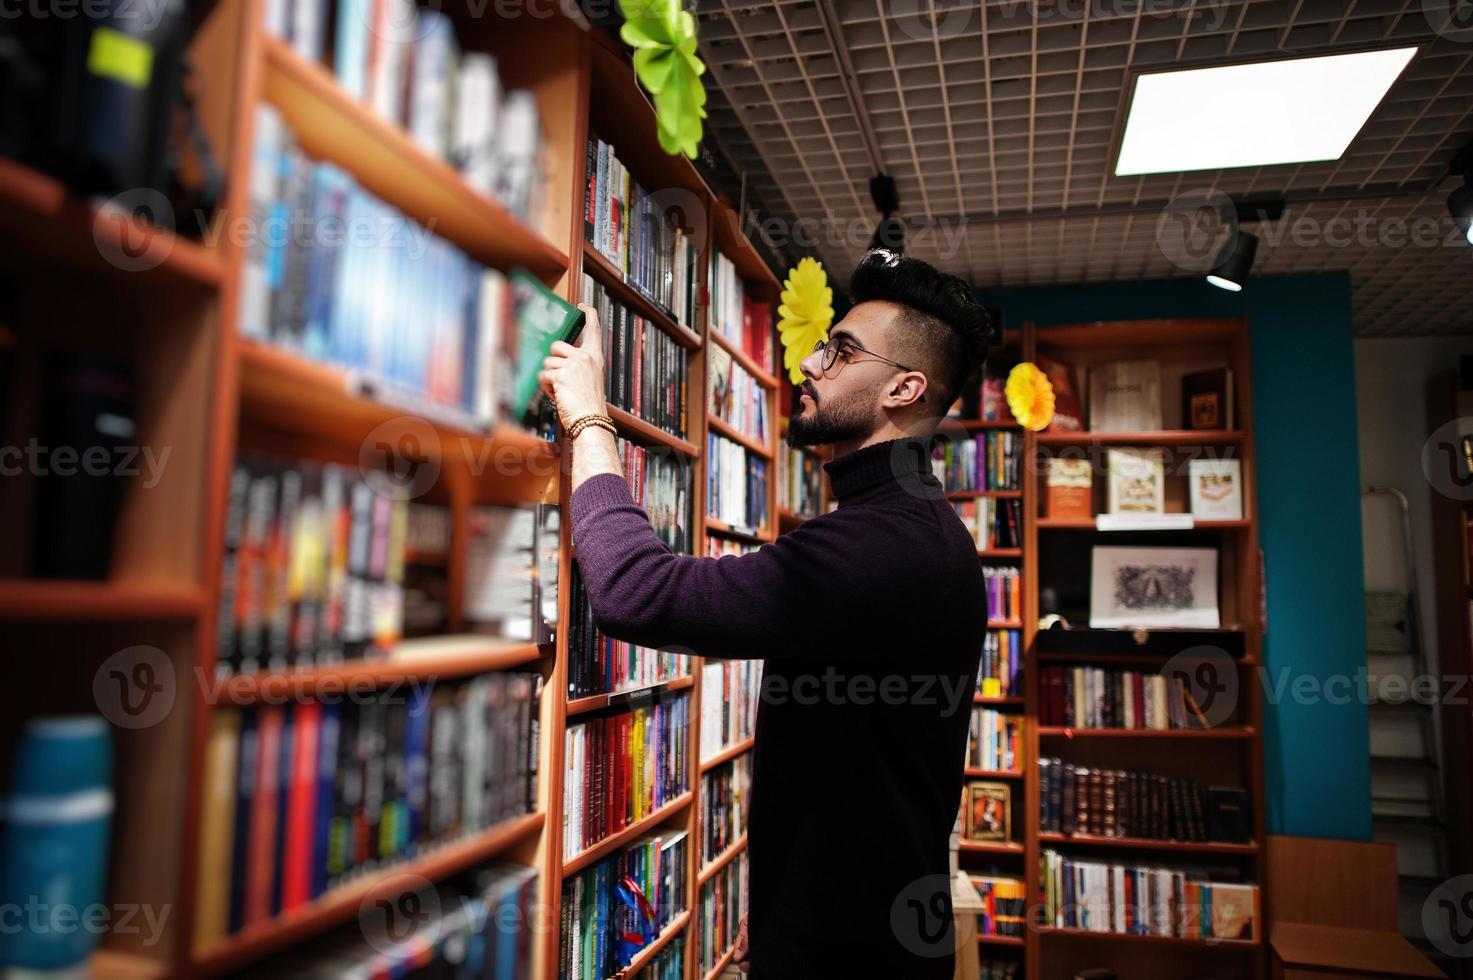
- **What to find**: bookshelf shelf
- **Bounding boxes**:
[707,414,773,459]
[615,910,691,978]
[958,839,1025,855]
[777,507,814,527]
[259,38,567,278]
[565,674,696,717]
[0,580,206,620]
[581,243,702,349]
[608,405,700,457]
[955,419,1022,431]
[1036,517,1252,530]
[561,791,694,877]
[1036,652,1257,669]
[1034,429,1244,447]
[965,768,1024,779]
[708,329,779,391]
[701,946,737,980]
[700,736,755,773]
[978,934,1026,948]
[1037,726,1256,740]
[0,158,226,290]
[1034,627,1247,658]
[697,834,748,885]
[979,548,1024,558]
[949,489,1023,500]
[987,619,1023,629]
[704,520,772,544]
[218,637,549,703]
[1034,927,1259,949]
[86,950,168,979]
[975,695,1025,706]
[190,811,545,975]
[1036,832,1258,855]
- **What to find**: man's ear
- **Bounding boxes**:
[887,372,929,407]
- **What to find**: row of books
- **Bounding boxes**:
[616,436,693,554]
[242,106,539,427]
[982,565,1022,623]
[1037,356,1236,433]
[708,341,769,444]
[978,629,1022,698]
[706,537,760,558]
[1038,851,1259,940]
[709,253,776,374]
[562,695,691,857]
[217,453,406,677]
[402,503,451,635]
[584,137,700,329]
[697,850,750,975]
[778,444,824,518]
[1039,666,1214,730]
[954,498,1022,551]
[268,0,543,223]
[1038,759,1252,843]
[463,503,560,645]
[1045,451,1246,521]
[933,432,1021,492]
[972,875,1027,939]
[193,672,542,944]
[242,864,538,978]
[567,566,693,700]
[706,435,771,534]
[559,828,689,979]
[581,275,690,438]
[699,660,762,761]
[700,751,752,864]
[634,935,685,980]
[968,708,1023,773]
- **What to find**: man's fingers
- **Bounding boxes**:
[548,341,577,358]
[576,304,601,349]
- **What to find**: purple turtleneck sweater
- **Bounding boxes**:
[570,436,986,979]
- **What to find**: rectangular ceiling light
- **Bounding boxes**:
[1114,47,1418,177]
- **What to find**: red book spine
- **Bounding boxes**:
[245,706,283,927]
[281,701,320,911]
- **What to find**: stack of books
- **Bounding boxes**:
[563,695,691,856]
[968,708,1023,772]
[979,629,1022,697]
[1038,759,1251,843]
[1039,851,1259,940]
[705,537,760,558]
[932,432,1021,492]
[707,342,769,444]
[709,253,775,373]
[697,850,749,974]
[706,434,770,533]
[972,875,1027,938]
[700,751,752,863]
[462,503,560,645]
[983,566,1022,621]
[778,444,824,518]
[954,498,1021,550]
[615,436,693,554]
[1038,666,1212,730]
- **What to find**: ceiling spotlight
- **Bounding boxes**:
[869,174,903,253]
[1205,231,1258,292]
[1449,177,1473,246]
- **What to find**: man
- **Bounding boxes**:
[539,248,992,979]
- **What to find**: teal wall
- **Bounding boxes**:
[975,272,1371,842]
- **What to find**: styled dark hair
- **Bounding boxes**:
[848,248,994,408]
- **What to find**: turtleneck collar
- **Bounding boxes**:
[822,436,939,503]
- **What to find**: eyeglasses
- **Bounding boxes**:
[811,336,914,376]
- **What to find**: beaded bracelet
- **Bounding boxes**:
[566,413,617,440]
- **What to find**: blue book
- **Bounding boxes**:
[269,707,295,916]
[227,710,258,934]
[311,701,340,898]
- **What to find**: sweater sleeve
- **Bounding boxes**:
[570,472,896,660]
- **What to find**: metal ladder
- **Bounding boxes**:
[1363,486,1451,956]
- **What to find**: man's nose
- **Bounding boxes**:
[799,347,823,381]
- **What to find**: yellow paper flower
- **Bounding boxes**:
[1005,362,1056,431]
[777,258,834,384]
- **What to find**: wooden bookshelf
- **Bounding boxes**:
[616,911,691,978]
[564,674,696,717]
[700,735,756,772]
[698,834,748,884]
[0,581,207,620]
[1036,832,1258,855]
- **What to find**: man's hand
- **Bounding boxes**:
[733,913,750,973]
[538,303,607,426]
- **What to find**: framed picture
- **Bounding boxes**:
[965,782,1012,843]
[1089,546,1220,629]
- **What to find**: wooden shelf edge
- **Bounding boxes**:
[978,548,1023,558]
[700,736,755,773]
[1036,926,1260,948]
[958,839,1025,855]
[562,792,693,878]
[0,580,206,620]
[987,620,1023,629]
[190,811,545,975]
[1037,832,1259,854]
[697,835,748,885]
[1034,429,1245,446]
[708,329,779,390]
[701,945,738,980]
[974,695,1025,705]
[948,489,1023,499]
[220,638,549,704]
[1037,726,1257,739]
[977,934,1026,947]
[580,242,702,349]
[965,768,1024,779]
[707,413,774,459]
[566,675,696,717]
[1037,518,1252,530]
[615,910,691,978]
[704,519,773,544]
[607,405,699,457]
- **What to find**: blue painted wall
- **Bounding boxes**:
[975,272,1371,841]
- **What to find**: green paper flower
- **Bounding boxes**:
[619,0,708,159]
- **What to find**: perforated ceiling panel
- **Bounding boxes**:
[693,0,1473,335]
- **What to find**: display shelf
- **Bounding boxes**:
[1037,727,1256,740]
[697,835,748,885]
[609,405,700,457]
[704,519,772,544]
[1036,517,1252,530]
[957,840,1025,855]
[190,811,545,975]
[565,675,696,717]
[701,947,737,980]
[965,768,1025,779]
[707,414,773,459]
[700,736,755,773]
[0,580,206,621]
[708,329,779,391]
[1034,429,1244,447]
[1036,832,1258,855]
[581,242,702,349]
[615,911,691,979]
[561,791,694,878]
[1035,927,1259,949]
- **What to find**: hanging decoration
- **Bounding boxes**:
[1005,362,1056,431]
[618,0,708,159]
[777,257,835,385]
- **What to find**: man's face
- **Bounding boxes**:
[788,301,907,448]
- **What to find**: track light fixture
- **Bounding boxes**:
[869,174,903,252]
[1448,141,1473,246]
[1206,231,1259,292]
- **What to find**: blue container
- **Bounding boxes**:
[0,717,114,971]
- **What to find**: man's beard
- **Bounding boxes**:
[787,382,878,447]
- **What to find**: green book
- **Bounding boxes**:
[510,268,586,421]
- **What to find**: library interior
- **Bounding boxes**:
[2,0,1473,978]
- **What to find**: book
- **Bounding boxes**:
[509,268,586,423]
[1106,447,1165,514]
[1205,786,1252,842]
[967,708,1023,772]
[1046,456,1093,520]
[1037,355,1084,430]
[463,503,561,644]
[560,829,690,976]
[964,781,1012,842]
[969,875,1026,938]
[194,709,242,948]
[1089,359,1162,432]
[1182,367,1234,430]
[1189,458,1243,521]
